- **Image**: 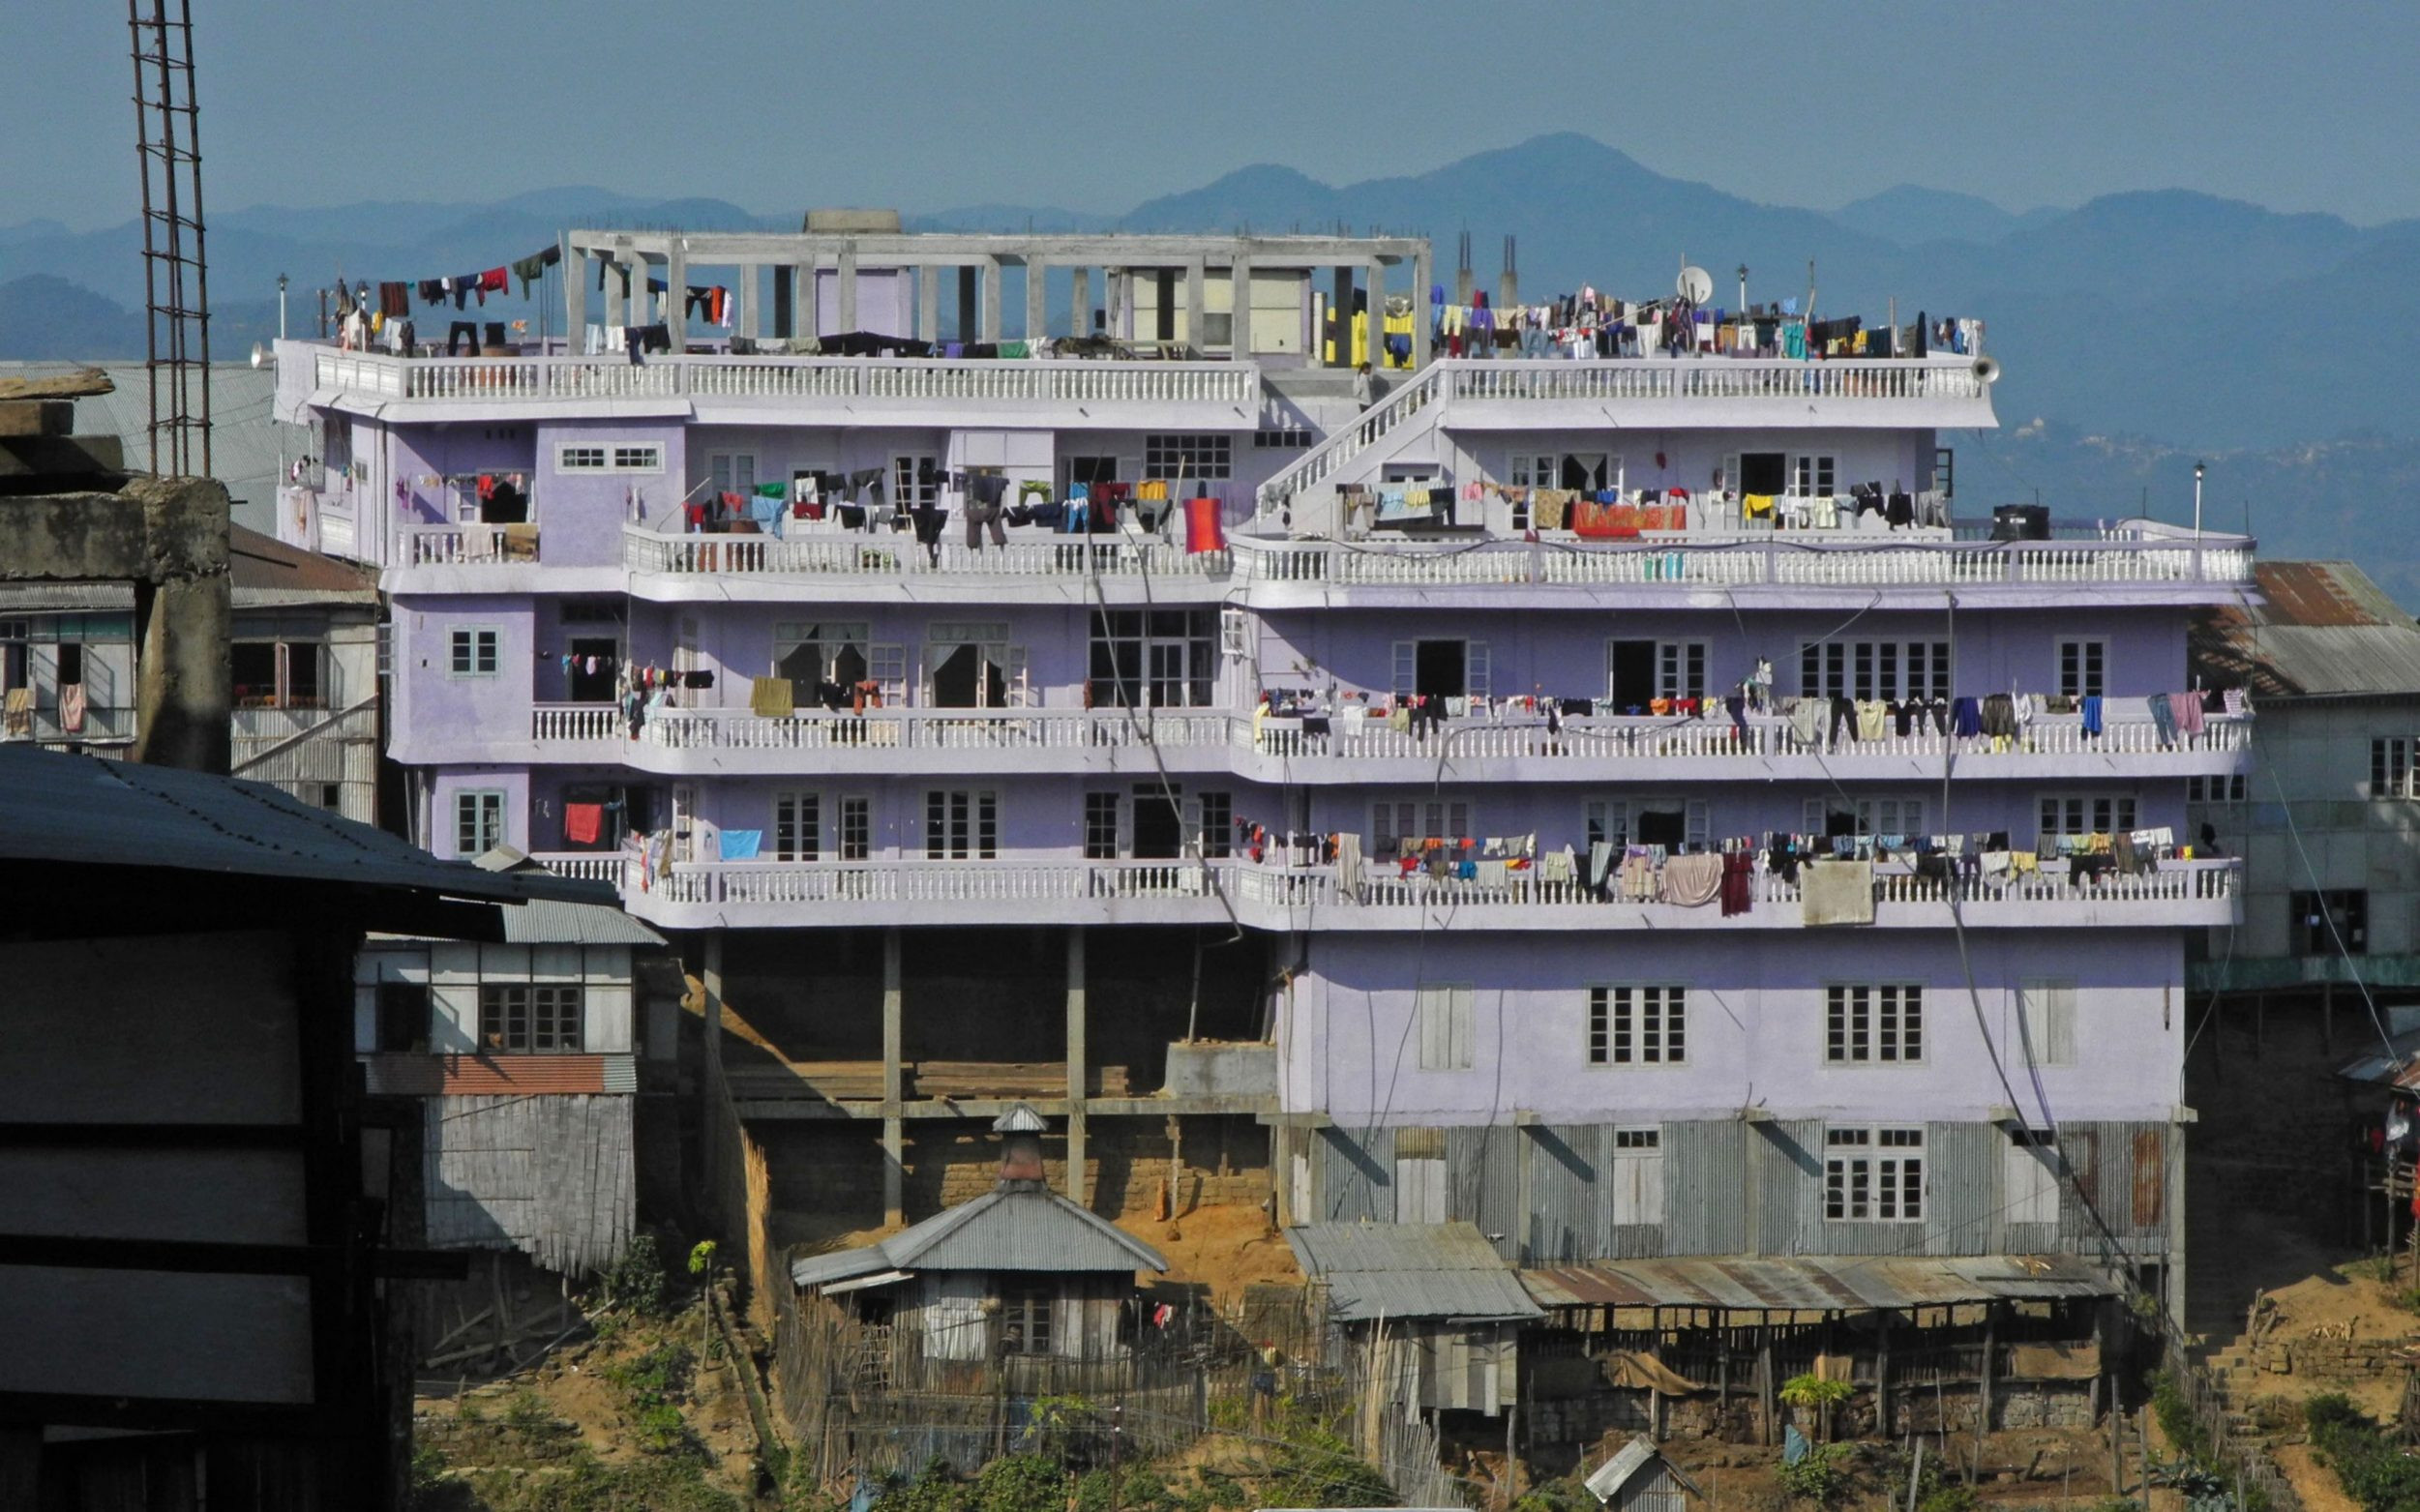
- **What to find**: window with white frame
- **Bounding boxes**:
[1416,984,1475,1071]
[1090,609,1216,708]
[2374,739,2420,800]
[708,453,759,497]
[554,441,663,474]
[1390,639,1490,699]
[1584,797,1708,852]
[448,627,498,677]
[1084,793,1120,860]
[891,454,940,510]
[1373,800,1470,857]
[1802,640,1952,700]
[2058,639,2106,699]
[1144,434,1232,481]
[2003,1129,2061,1225]
[925,788,998,859]
[1790,454,1837,497]
[1588,986,1686,1065]
[773,791,822,862]
[2038,793,2138,840]
[1803,796,1927,838]
[1825,1126,1924,1221]
[454,789,505,857]
[1826,984,1924,1064]
[1610,1127,1663,1226]
[1000,1283,1055,1355]
[478,983,583,1052]
[1393,1127,1448,1223]
[1253,427,1311,450]
[1509,453,1620,530]
[2017,979,2076,1066]
[2188,774,2248,804]
[1198,792,1233,859]
[838,796,871,861]
[1658,641,1707,699]
[772,621,873,691]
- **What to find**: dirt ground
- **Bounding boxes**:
[1116,1201,1301,1303]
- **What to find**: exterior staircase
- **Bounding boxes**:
[1253,363,1448,525]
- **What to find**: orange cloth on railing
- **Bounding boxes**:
[564,803,604,845]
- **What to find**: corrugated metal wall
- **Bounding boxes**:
[425,1092,636,1276]
[1318,1116,2172,1265]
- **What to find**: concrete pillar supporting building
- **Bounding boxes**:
[837,245,860,336]
[772,264,794,339]
[739,263,760,341]
[1184,258,1206,354]
[1107,271,1123,340]
[882,926,905,1226]
[562,237,585,344]
[1368,261,1387,368]
[1410,246,1433,369]
[955,267,978,342]
[917,264,941,343]
[1065,927,1088,1203]
[980,259,1002,342]
[1024,260,1048,341]
[602,256,625,331]
[1228,254,1251,360]
[1071,267,1091,337]
[1330,266,1355,367]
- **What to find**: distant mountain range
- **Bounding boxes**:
[4,133,2412,591]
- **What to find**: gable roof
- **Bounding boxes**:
[1586,1438,1704,1504]
[228,523,379,600]
[2189,560,2420,699]
[792,1183,1167,1290]
[1285,1222,1541,1323]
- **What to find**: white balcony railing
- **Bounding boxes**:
[636,706,1230,755]
[1444,357,1987,405]
[404,523,537,566]
[310,347,1257,407]
[1231,536,2256,588]
[622,525,1227,579]
[656,858,1223,908]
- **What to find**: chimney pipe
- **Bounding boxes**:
[994,1104,1048,1187]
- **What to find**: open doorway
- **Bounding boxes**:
[1607,639,1656,711]
[1131,785,1184,860]
[1738,453,1786,495]
[1414,639,1466,699]
[930,643,1006,708]
[568,637,617,702]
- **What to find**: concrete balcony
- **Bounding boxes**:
[529,852,2239,933]
[286,342,1260,428]
[502,700,2251,783]
[621,524,1231,602]
[1440,355,1998,430]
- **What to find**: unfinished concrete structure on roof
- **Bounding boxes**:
[0,367,232,773]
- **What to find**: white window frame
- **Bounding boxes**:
[1393,1127,1448,1224]
[708,452,760,497]
[1584,797,1709,851]
[1372,799,1471,856]
[2037,793,2138,839]
[924,788,998,860]
[773,790,822,863]
[891,453,941,509]
[454,788,505,857]
[2017,979,2076,1066]
[447,626,499,678]
[1390,638,1490,699]
[1825,1126,1925,1222]
[1416,984,1476,1071]
[1826,984,1924,1065]
[771,621,872,686]
[1142,433,1233,482]
[838,795,872,861]
[1803,796,1927,838]
[1789,453,1837,498]
[2058,639,2106,700]
[1609,1127,1663,1226]
[2003,1129,2061,1226]
[2189,774,2248,804]
[1084,791,1121,860]
[2373,738,2420,801]
[554,441,664,474]
[478,983,584,1053]
[1588,986,1687,1066]
[1801,640,1953,701]
[1656,640,1707,700]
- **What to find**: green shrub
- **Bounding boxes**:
[1074,1465,1178,1512]
[975,1454,1065,1512]
[2306,1392,2367,1434]
[602,1232,674,1319]
[2148,1370,2212,1466]
[1774,1442,1857,1507]
[2310,1402,2420,1512]
[1915,1485,1980,1512]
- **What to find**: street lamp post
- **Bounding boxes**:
[2194,460,2205,538]
[277,273,288,341]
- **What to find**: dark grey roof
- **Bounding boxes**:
[0,745,608,905]
[2189,560,2420,699]
[792,1184,1166,1289]
[1286,1222,1541,1323]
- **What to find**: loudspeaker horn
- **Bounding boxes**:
[1972,356,2002,385]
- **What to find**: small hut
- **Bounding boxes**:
[790,1106,1167,1369]
[1585,1436,1703,1512]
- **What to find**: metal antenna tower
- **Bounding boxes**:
[128,0,211,477]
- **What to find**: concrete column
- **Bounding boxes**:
[1329,266,1354,367]
[665,241,687,351]
[955,267,977,343]
[1024,259,1048,341]
[603,256,625,331]
[1107,271,1124,340]
[1071,267,1091,337]
[882,926,904,1226]
[916,264,940,344]
[1368,260,1388,369]
[1065,927,1088,1204]
[131,577,230,773]
[739,263,760,341]
[980,258,1003,342]
[701,931,725,1201]
[1228,255,1251,360]
[562,238,585,347]
[1411,247,1432,370]
[1184,258,1206,354]
[772,264,793,339]
[838,244,859,336]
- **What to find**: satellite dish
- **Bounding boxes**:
[1676,265,1715,305]
[249,341,269,371]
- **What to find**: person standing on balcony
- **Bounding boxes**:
[1353,361,1381,409]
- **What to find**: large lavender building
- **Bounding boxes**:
[273,223,2249,1318]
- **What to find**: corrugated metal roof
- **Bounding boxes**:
[0,744,607,904]
[0,361,285,529]
[1585,1438,1701,1502]
[495,897,665,946]
[1519,1254,2119,1312]
[2189,561,2420,698]
[1285,1222,1542,1322]
[0,526,372,611]
[791,1183,1167,1290]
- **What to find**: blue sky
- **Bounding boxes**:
[8,0,2416,229]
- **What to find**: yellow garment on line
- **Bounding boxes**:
[749,675,794,719]
[1137,480,1169,501]
[1744,492,1776,519]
